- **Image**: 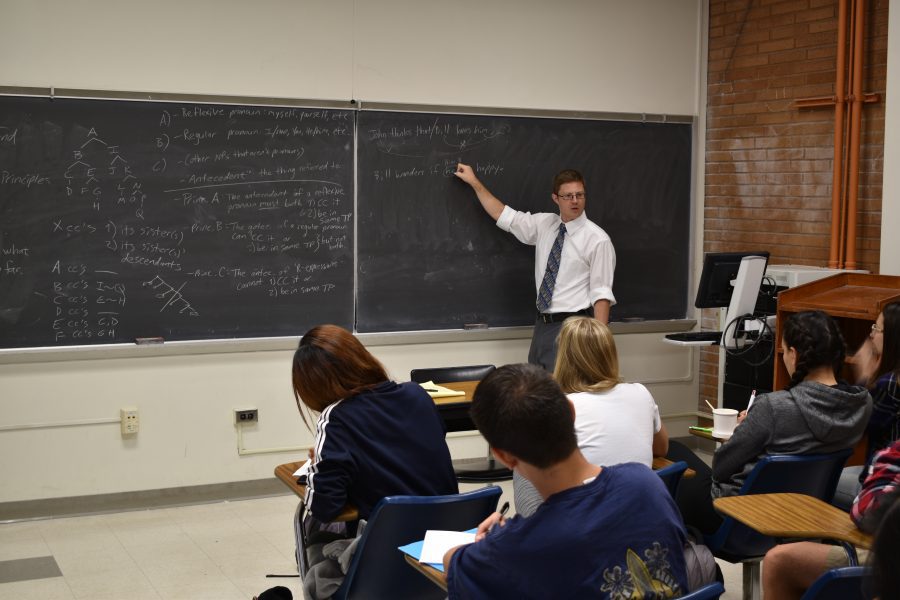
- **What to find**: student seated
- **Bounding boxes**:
[762,439,900,599]
[443,363,688,599]
[514,316,669,516]
[669,310,872,535]
[834,300,900,508]
[292,325,458,596]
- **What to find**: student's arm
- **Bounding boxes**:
[443,544,464,572]
[305,419,357,522]
[455,163,505,222]
[648,387,669,457]
[867,374,900,436]
[653,422,670,457]
[711,398,774,482]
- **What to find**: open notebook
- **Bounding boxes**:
[398,529,477,573]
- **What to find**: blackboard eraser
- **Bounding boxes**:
[135,337,165,345]
[620,318,645,323]
[463,323,489,330]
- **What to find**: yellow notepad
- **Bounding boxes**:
[419,381,466,399]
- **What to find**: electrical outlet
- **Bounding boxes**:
[234,408,258,424]
[120,407,139,435]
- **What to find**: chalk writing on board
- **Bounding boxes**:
[0,96,355,347]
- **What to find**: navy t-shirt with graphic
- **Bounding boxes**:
[448,462,688,599]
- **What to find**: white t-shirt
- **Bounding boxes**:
[569,383,662,468]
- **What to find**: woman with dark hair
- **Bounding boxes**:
[671,310,872,535]
[855,300,900,462]
[833,301,900,509]
[292,324,458,523]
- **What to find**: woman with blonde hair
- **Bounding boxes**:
[513,316,668,516]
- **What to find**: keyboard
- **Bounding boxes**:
[665,331,722,344]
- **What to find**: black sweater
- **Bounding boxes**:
[306,381,458,521]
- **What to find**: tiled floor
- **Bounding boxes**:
[0,494,303,600]
[0,478,747,599]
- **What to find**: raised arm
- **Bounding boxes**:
[455,163,506,222]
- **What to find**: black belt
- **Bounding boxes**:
[537,308,592,324]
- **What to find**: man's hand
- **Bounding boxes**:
[454,163,479,187]
[474,510,506,542]
[736,410,748,426]
[453,162,505,221]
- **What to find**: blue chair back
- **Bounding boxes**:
[679,581,725,599]
[800,566,869,600]
[333,486,502,600]
[655,460,688,498]
[705,449,852,560]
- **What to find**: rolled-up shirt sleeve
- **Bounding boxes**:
[496,205,551,246]
[588,237,616,306]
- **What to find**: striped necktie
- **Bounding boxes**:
[536,223,566,312]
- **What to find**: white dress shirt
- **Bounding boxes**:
[496,207,616,312]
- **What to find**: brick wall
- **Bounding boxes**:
[700,0,889,411]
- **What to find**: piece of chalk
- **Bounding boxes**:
[464,323,489,330]
[135,337,165,345]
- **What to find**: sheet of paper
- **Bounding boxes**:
[419,530,476,564]
[419,381,466,399]
[293,459,311,477]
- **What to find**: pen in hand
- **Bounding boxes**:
[475,501,510,542]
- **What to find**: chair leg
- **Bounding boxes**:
[741,560,761,600]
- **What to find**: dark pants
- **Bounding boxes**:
[667,440,724,536]
[528,319,564,372]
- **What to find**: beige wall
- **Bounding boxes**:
[0,0,706,503]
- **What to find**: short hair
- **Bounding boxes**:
[470,363,577,468]
[781,310,846,389]
[292,324,388,426]
[874,300,900,382]
[552,169,585,195]
[553,317,622,393]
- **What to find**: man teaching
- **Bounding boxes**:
[455,163,616,370]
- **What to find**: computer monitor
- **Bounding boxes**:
[695,251,770,309]
[693,251,770,349]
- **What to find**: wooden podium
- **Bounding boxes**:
[774,273,900,464]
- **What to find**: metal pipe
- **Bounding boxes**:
[829,0,850,268]
[844,0,867,270]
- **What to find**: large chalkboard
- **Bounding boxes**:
[0,96,354,348]
[0,94,693,349]
[356,111,691,333]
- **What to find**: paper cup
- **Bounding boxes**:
[712,408,739,438]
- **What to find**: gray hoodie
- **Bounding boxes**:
[711,381,872,498]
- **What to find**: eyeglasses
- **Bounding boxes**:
[871,323,884,334]
[556,192,586,201]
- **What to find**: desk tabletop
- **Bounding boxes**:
[713,493,872,549]
[274,461,359,522]
[689,427,730,443]
[404,553,448,591]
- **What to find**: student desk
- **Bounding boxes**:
[274,461,359,521]
[713,492,872,563]
[404,554,448,591]
[274,460,358,576]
